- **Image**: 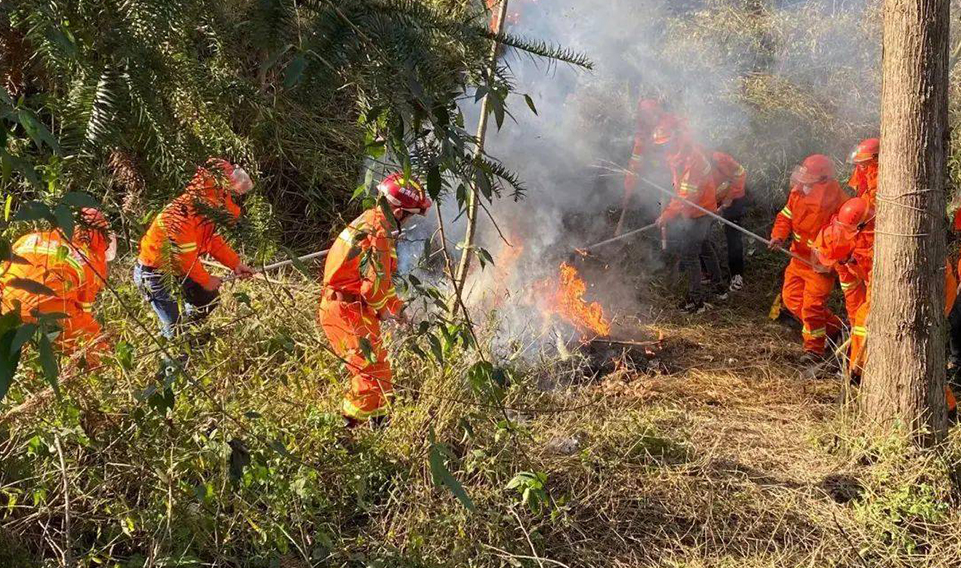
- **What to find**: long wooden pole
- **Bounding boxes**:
[451,0,510,311]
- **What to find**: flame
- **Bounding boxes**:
[549,262,611,337]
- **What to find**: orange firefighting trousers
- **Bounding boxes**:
[781,258,842,355]
[847,265,957,413]
[318,298,392,420]
[851,261,957,375]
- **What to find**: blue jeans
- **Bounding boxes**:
[133,262,219,339]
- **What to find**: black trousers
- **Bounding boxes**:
[720,196,747,277]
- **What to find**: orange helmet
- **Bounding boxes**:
[636,98,662,128]
[651,115,681,146]
[837,197,872,228]
[849,138,880,164]
[205,158,253,194]
[76,207,112,255]
[815,223,855,267]
[378,173,432,214]
[79,207,109,232]
[791,154,835,186]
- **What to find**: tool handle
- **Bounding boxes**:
[638,176,816,268]
[582,223,658,251]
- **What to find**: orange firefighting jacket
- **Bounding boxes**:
[323,208,403,317]
[1,230,107,342]
[661,141,717,222]
[138,167,242,289]
[848,162,878,210]
[772,180,848,259]
[711,151,746,203]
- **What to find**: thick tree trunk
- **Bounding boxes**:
[862,0,950,443]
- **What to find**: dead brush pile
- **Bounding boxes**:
[1,254,961,566]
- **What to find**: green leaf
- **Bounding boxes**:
[524,94,538,115]
[45,26,77,57]
[283,53,307,89]
[476,247,493,269]
[1,150,40,186]
[489,91,505,130]
[232,292,251,308]
[114,341,135,371]
[52,204,74,240]
[228,438,251,481]
[9,323,37,357]
[357,337,376,365]
[279,245,312,278]
[15,109,59,153]
[427,164,441,200]
[0,316,24,401]
[427,333,443,364]
[351,184,369,202]
[60,192,100,209]
[475,168,492,201]
[12,201,52,223]
[429,440,475,511]
[269,438,291,457]
[6,278,57,297]
[36,332,59,395]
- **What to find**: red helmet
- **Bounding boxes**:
[378,173,432,214]
[815,223,855,267]
[791,154,835,186]
[849,138,880,164]
[837,197,872,228]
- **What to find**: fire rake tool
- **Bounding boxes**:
[636,176,816,268]
[576,222,659,255]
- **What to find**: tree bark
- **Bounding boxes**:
[862,0,950,443]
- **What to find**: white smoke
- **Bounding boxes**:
[398,0,882,349]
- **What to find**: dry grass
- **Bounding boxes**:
[2,247,961,567]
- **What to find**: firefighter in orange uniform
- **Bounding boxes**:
[318,173,432,425]
[814,198,957,413]
[813,198,874,373]
[615,99,666,236]
[1,208,116,365]
[770,154,848,363]
[848,138,879,211]
[711,151,748,291]
[135,159,256,338]
[651,115,723,313]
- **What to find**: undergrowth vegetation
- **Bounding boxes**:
[3,254,961,566]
